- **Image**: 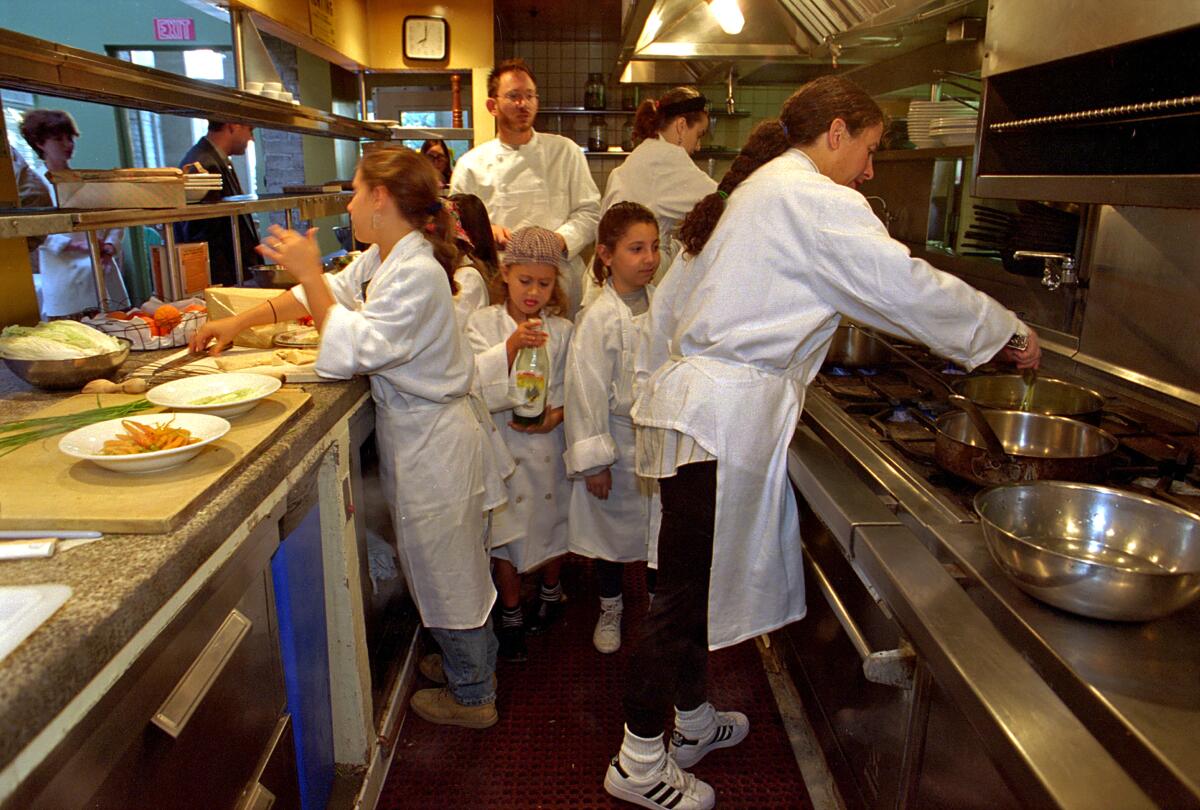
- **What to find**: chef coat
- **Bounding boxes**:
[450,132,600,316]
[453,261,490,331]
[600,137,717,283]
[465,304,573,573]
[293,231,498,630]
[633,149,1022,650]
[564,282,661,564]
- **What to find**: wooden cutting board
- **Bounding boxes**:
[148,347,331,384]
[0,388,311,534]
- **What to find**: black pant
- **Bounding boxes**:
[622,461,717,738]
[596,560,657,599]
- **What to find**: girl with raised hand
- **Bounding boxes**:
[190,148,502,730]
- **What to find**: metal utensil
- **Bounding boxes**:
[975,482,1200,621]
[949,394,1008,464]
[822,321,891,368]
[1019,368,1038,411]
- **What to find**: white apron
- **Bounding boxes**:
[465,305,573,573]
[39,234,130,317]
[565,283,661,565]
[376,397,497,629]
[635,355,805,650]
[301,233,500,630]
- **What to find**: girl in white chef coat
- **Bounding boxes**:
[189,148,503,731]
[603,76,1043,810]
[446,196,492,333]
[599,87,716,288]
[465,226,574,663]
[564,202,662,655]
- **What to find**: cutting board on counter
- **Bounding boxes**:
[0,389,310,534]
[146,347,333,384]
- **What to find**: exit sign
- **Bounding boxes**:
[154,18,196,41]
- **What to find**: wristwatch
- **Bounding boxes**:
[1006,332,1029,351]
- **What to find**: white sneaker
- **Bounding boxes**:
[593,604,623,654]
[604,754,715,809]
[670,707,750,768]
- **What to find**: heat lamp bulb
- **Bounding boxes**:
[708,0,744,36]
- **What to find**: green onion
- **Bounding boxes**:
[0,398,154,456]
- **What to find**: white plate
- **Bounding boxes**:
[59,413,230,474]
[147,372,282,418]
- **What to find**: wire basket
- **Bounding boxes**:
[82,297,208,351]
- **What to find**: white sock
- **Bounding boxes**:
[619,725,666,777]
[674,703,716,739]
[600,594,623,612]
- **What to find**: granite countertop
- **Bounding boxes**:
[0,354,371,771]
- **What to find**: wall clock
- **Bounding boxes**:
[404,16,448,61]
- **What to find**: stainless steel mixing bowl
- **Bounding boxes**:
[3,337,132,390]
[975,481,1200,621]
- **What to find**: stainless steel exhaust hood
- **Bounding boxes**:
[612,0,986,88]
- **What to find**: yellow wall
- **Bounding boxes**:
[0,130,40,326]
[366,1,493,70]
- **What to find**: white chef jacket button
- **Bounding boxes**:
[544,493,552,500]
[514,458,521,465]
[516,495,524,503]
[544,455,551,463]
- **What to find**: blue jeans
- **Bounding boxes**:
[429,619,498,706]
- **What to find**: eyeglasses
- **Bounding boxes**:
[498,91,539,104]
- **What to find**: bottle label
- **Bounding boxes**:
[513,370,547,418]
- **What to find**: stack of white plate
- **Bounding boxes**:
[184,173,223,202]
[908,100,978,148]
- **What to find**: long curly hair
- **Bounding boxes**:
[357,147,458,294]
[678,76,883,257]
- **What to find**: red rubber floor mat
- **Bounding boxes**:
[378,556,813,809]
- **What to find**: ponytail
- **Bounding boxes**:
[678,75,882,257]
[678,120,790,256]
[632,86,707,147]
[592,201,658,285]
[357,147,459,294]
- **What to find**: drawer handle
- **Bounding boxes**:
[153,609,252,738]
[805,549,916,689]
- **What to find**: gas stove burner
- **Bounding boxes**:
[940,363,967,376]
[888,407,915,423]
[826,365,880,377]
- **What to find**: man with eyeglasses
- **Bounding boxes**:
[451,58,600,316]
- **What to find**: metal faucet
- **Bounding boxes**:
[1013,250,1077,290]
[725,67,736,115]
[864,195,893,232]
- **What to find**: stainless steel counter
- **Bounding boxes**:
[793,380,1200,807]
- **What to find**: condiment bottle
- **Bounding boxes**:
[512,330,549,425]
[588,116,608,152]
[584,73,606,110]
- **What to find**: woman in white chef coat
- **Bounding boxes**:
[465,227,574,663]
[599,87,716,287]
[189,148,502,731]
[564,202,662,655]
[603,76,1042,810]
[20,110,129,317]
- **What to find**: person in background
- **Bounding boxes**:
[446,198,487,331]
[599,87,716,287]
[465,226,574,663]
[450,58,600,317]
[175,120,259,287]
[603,75,1041,810]
[564,202,662,655]
[189,148,503,729]
[449,192,501,283]
[19,109,129,317]
[420,139,453,187]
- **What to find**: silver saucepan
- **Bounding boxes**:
[975,481,1200,621]
[822,321,891,369]
[953,374,1105,421]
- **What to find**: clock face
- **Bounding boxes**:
[404,16,447,61]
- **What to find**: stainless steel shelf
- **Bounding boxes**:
[874,144,976,162]
[539,107,751,118]
[0,192,351,239]
[385,127,474,140]
[0,28,392,142]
